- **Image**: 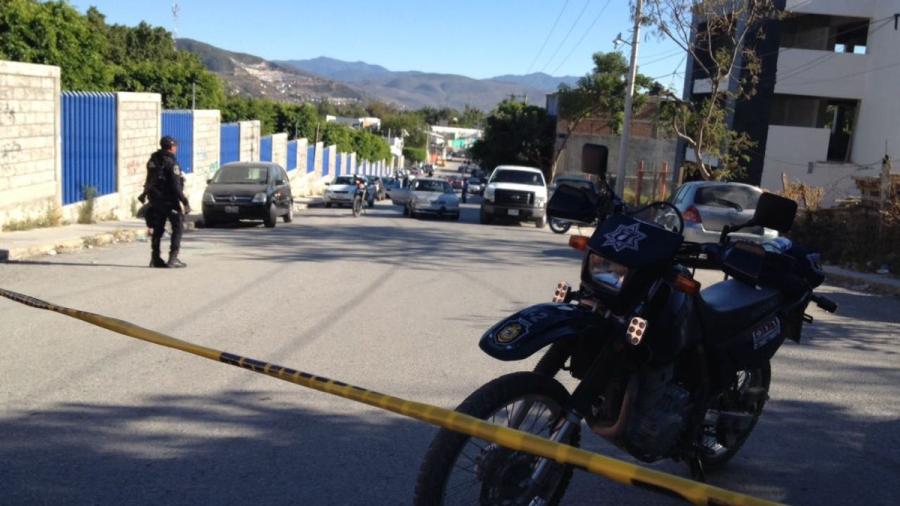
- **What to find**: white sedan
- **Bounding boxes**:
[404,178,460,220]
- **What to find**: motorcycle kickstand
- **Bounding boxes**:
[689,457,706,482]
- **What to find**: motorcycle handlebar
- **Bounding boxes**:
[811,294,838,313]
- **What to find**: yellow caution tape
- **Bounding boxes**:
[0,288,782,506]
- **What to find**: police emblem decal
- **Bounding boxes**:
[601,223,647,252]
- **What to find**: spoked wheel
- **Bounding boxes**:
[698,361,771,471]
[414,372,579,506]
[352,196,363,217]
[548,219,571,234]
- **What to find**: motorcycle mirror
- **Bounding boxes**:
[581,144,608,176]
[752,192,797,233]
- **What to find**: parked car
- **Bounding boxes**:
[466,176,486,195]
[446,174,464,191]
[202,162,293,228]
[480,165,548,228]
[405,177,460,220]
[549,175,595,199]
[324,175,375,208]
[367,175,386,200]
[383,178,402,199]
[670,181,778,244]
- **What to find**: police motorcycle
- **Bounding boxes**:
[413,154,837,506]
[352,177,368,217]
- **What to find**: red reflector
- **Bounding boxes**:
[683,206,702,223]
[673,274,701,295]
[569,235,589,251]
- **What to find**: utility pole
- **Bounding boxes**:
[615,0,643,196]
[191,82,196,110]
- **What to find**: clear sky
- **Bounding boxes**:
[74,0,686,87]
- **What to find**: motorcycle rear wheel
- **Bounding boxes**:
[698,361,771,471]
[414,372,579,506]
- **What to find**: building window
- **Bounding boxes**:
[780,14,869,54]
[769,95,857,162]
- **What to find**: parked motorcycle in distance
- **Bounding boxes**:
[414,159,837,505]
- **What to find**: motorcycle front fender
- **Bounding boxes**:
[479,303,603,361]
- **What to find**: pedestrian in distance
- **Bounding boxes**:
[142,136,191,268]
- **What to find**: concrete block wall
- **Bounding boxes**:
[325,145,337,178]
[185,109,220,209]
[295,138,308,174]
[314,142,324,177]
[100,92,161,221]
[239,120,260,161]
[0,61,61,229]
[271,132,288,169]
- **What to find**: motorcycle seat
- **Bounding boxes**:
[698,279,782,337]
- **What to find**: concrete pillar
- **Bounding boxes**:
[295,138,309,174]
[238,120,260,161]
[271,132,288,168]
[0,60,61,229]
[325,144,337,177]
[349,153,357,174]
[314,141,324,176]
[186,109,220,208]
[115,92,161,219]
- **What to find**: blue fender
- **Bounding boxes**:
[479,303,604,361]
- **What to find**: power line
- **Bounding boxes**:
[550,0,614,76]
[525,0,570,75]
[539,0,591,73]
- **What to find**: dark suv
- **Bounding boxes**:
[202,162,294,228]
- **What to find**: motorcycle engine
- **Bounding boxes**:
[624,366,692,462]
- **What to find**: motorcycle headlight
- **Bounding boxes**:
[585,252,628,294]
[252,192,267,203]
[203,192,215,204]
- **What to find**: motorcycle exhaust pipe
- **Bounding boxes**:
[589,375,639,439]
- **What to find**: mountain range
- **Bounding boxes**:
[177,39,580,110]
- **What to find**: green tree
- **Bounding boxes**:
[470,100,555,175]
[646,0,781,180]
[0,1,112,89]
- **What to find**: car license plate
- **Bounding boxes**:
[225,206,239,214]
[508,209,520,216]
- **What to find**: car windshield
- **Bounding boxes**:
[555,179,593,191]
[695,185,760,210]
[334,176,356,185]
[491,169,543,186]
[212,166,269,184]
[414,180,452,193]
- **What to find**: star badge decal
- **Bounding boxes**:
[601,223,647,252]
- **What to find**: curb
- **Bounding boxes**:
[1,227,151,262]
[825,267,900,297]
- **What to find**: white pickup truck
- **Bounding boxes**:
[480,165,548,228]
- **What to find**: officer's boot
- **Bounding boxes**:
[167,250,187,269]
[150,248,168,268]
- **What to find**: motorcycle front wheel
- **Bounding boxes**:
[352,197,363,217]
[414,372,579,506]
[548,219,571,234]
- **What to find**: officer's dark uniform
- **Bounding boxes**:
[143,137,189,268]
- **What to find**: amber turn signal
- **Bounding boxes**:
[569,235,590,251]
[673,274,701,295]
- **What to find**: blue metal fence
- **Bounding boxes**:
[161,110,194,174]
[322,148,330,176]
[307,146,315,173]
[61,92,117,205]
[260,135,273,162]
[287,140,297,171]
[220,123,240,165]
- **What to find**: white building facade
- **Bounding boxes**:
[683,0,900,205]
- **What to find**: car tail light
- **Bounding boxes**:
[683,206,702,223]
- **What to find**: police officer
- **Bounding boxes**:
[143,136,190,268]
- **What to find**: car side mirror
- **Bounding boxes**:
[206,178,213,184]
[324,181,331,186]
[753,192,797,233]
[548,184,598,224]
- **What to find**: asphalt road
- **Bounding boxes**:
[1,199,898,505]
